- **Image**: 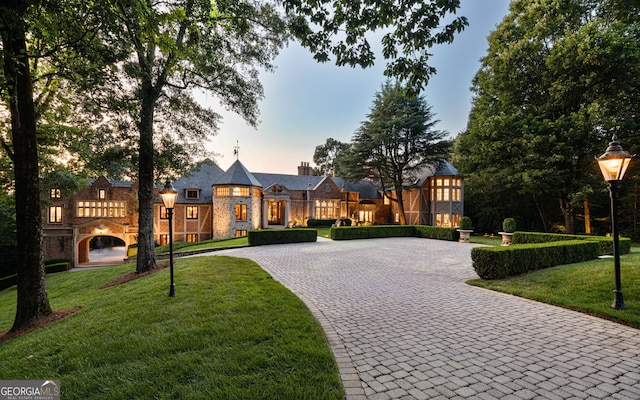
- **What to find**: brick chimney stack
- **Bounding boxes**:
[298,161,312,176]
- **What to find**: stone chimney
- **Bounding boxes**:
[298,161,312,176]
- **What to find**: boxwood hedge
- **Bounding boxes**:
[248,228,317,246]
[512,231,630,256]
[330,225,459,241]
[471,240,600,280]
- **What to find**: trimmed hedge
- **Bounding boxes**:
[512,231,631,256]
[414,226,460,241]
[330,225,460,241]
[306,219,337,227]
[472,240,600,280]
[248,228,317,246]
[0,260,72,291]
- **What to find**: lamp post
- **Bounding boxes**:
[596,135,633,310]
[160,180,178,297]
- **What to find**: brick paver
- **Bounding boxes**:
[205,237,640,399]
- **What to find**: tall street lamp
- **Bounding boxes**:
[160,180,178,297]
[596,135,633,310]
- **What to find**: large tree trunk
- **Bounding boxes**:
[1,0,53,331]
[559,196,574,234]
[136,81,157,273]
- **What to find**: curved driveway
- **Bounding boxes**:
[206,237,640,399]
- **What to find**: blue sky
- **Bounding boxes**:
[204,0,512,174]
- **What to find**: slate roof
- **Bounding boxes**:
[215,159,262,187]
[172,163,224,203]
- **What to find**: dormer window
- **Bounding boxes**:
[185,189,199,199]
[98,189,106,199]
[50,188,61,199]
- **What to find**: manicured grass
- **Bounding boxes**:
[0,257,344,399]
[154,237,248,254]
[470,234,502,246]
[316,227,331,238]
[468,246,640,329]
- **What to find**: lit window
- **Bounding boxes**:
[77,201,125,217]
[98,189,106,199]
[160,206,168,219]
[215,186,230,196]
[235,204,247,221]
[186,234,198,243]
[50,188,61,199]
[186,206,198,219]
[49,206,62,223]
[314,199,339,219]
[443,178,450,187]
[443,188,450,201]
[232,186,250,196]
[436,188,443,201]
[235,230,247,237]
[359,210,373,222]
[452,188,461,201]
[186,189,199,199]
[159,235,169,245]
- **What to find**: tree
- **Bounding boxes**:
[341,82,447,224]
[284,0,468,92]
[313,138,349,176]
[452,0,640,233]
[99,0,289,273]
[0,0,53,331]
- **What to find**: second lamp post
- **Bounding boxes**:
[160,180,178,297]
[596,135,633,310]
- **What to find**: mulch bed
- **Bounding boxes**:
[99,262,169,289]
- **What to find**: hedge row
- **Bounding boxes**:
[512,231,631,256]
[414,225,460,241]
[330,225,459,241]
[248,228,317,246]
[472,240,600,280]
[0,260,72,291]
[306,219,338,227]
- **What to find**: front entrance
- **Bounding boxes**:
[268,200,286,225]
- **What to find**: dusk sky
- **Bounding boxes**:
[204,0,512,175]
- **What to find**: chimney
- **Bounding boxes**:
[298,161,312,176]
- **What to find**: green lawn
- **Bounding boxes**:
[468,246,640,329]
[0,257,343,399]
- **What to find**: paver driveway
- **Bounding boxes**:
[205,237,640,399]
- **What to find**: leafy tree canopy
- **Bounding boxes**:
[284,0,468,92]
[452,0,640,233]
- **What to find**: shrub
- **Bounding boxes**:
[414,225,460,241]
[502,218,516,233]
[306,219,336,228]
[331,225,459,241]
[472,240,600,280]
[248,229,317,246]
[512,232,630,256]
[459,216,473,230]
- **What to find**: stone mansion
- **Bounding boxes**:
[42,160,463,266]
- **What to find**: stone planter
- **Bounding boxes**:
[499,232,513,246]
[457,229,473,243]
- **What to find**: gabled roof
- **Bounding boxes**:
[215,160,262,187]
[173,163,224,203]
[251,172,325,191]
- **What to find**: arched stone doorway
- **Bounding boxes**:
[73,219,136,267]
[77,235,127,266]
